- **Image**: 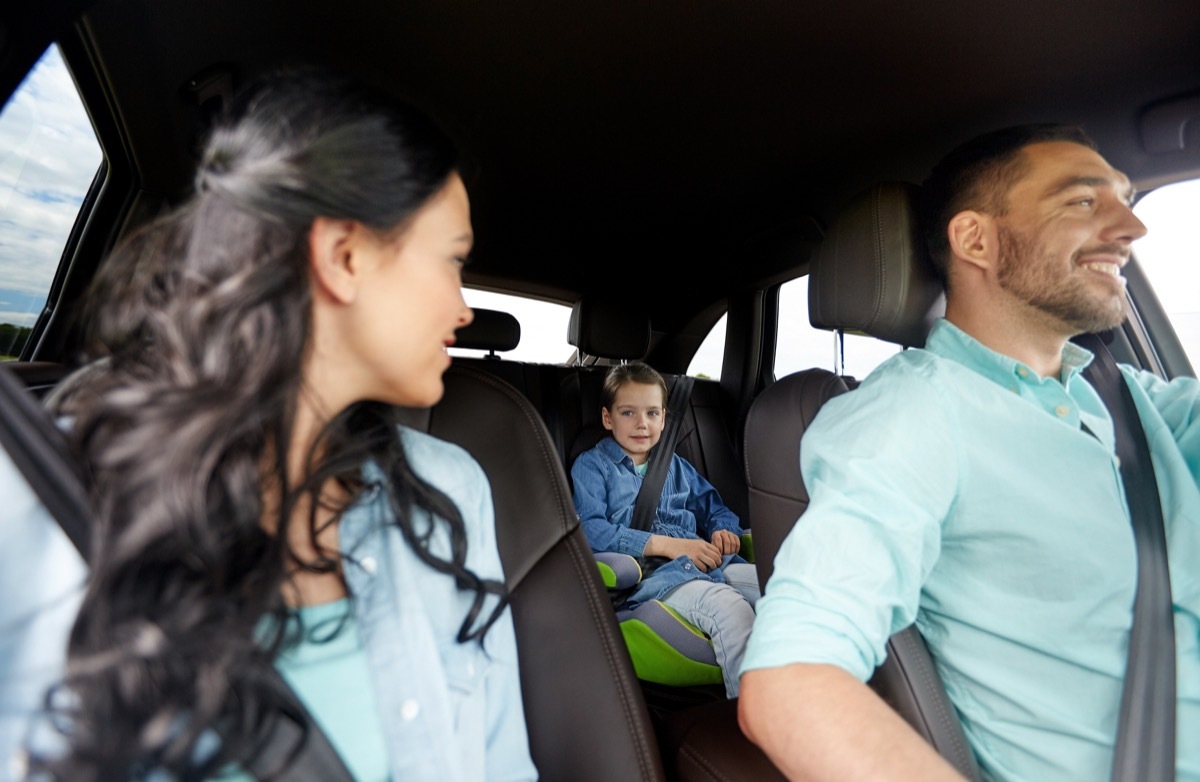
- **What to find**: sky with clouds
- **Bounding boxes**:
[2,47,1195,373]
[0,45,102,327]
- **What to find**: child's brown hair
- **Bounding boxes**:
[601,361,669,411]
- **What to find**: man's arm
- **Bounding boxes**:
[1123,367,1200,484]
[739,664,966,782]
[736,361,964,780]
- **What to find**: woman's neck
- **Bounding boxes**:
[266,389,351,607]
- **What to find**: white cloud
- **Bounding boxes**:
[0,45,102,303]
[0,310,40,326]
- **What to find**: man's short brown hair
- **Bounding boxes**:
[918,123,1097,284]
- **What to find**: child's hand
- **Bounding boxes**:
[711,529,741,555]
[645,535,723,572]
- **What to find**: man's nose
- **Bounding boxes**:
[1104,200,1148,244]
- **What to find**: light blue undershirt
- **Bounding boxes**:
[742,318,1199,782]
[276,599,390,782]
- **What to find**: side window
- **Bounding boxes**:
[0,45,102,359]
[774,276,899,380]
[687,316,725,379]
[455,288,574,363]
[1132,179,1200,370]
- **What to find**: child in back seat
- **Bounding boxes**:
[570,361,759,698]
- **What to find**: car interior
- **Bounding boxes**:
[2,0,1199,779]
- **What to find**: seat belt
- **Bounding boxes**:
[1076,331,1177,782]
[630,374,695,532]
[0,364,92,557]
[0,365,354,782]
[601,374,693,608]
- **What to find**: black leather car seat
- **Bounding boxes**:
[741,181,981,780]
[396,364,667,781]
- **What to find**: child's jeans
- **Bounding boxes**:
[660,562,760,698]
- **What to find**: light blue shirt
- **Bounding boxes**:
[1,426,538,782]
[0,445,87,781]
[742,319,1199,782]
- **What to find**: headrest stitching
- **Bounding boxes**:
[869,186,886,332]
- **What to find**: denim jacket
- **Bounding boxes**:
[1,426,537,782]
[323,427,536,781]
[570,436,745,607]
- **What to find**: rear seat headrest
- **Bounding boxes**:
[457,308,521,354]
[567,296,650,360]
[808,182,946,349]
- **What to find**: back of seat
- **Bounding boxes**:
[396,365,667,781]
[452,307,563,422]
[742,368,848,591]
[450,300,748,526]
[741,182,979,780]
[563,296,748,521]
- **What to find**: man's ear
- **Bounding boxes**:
[308,217,364,305]
[946,210,997,274]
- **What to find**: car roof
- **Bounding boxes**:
[8,0,1200,339]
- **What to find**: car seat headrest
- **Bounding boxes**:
[567,296,650,360]
[808,182,946,348]
[456,308,521,355]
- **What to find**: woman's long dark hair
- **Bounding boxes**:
[37,67,505,780]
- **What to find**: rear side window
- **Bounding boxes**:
[456,288,574,363]
[688,316,725,379]
[774,276,899,381]
[0,45,102,359]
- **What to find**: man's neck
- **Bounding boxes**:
[945,298,1069,380]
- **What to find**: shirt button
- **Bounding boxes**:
[466,661,476,677]
[1017,367,1030,378]
[1055,405,1070,417]
[1113,456,1121,468]
[401,698,421,721]
[361,556,378,574]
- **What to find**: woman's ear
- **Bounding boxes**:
[308,217,363,305]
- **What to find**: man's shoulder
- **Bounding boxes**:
[805,348,965,437]
[841,348,952,401]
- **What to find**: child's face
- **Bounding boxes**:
[601,381,666,466]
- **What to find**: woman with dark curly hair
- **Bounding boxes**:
[11,66,537,781]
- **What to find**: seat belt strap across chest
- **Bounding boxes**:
[0,365,353,782]
[1077,331,1177,782]
[630,374,694,532]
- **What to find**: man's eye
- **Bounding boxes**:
[1072,198,1095,207]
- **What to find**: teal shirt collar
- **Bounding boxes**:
[923,317,1114,449]
[924,318,1094,388]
